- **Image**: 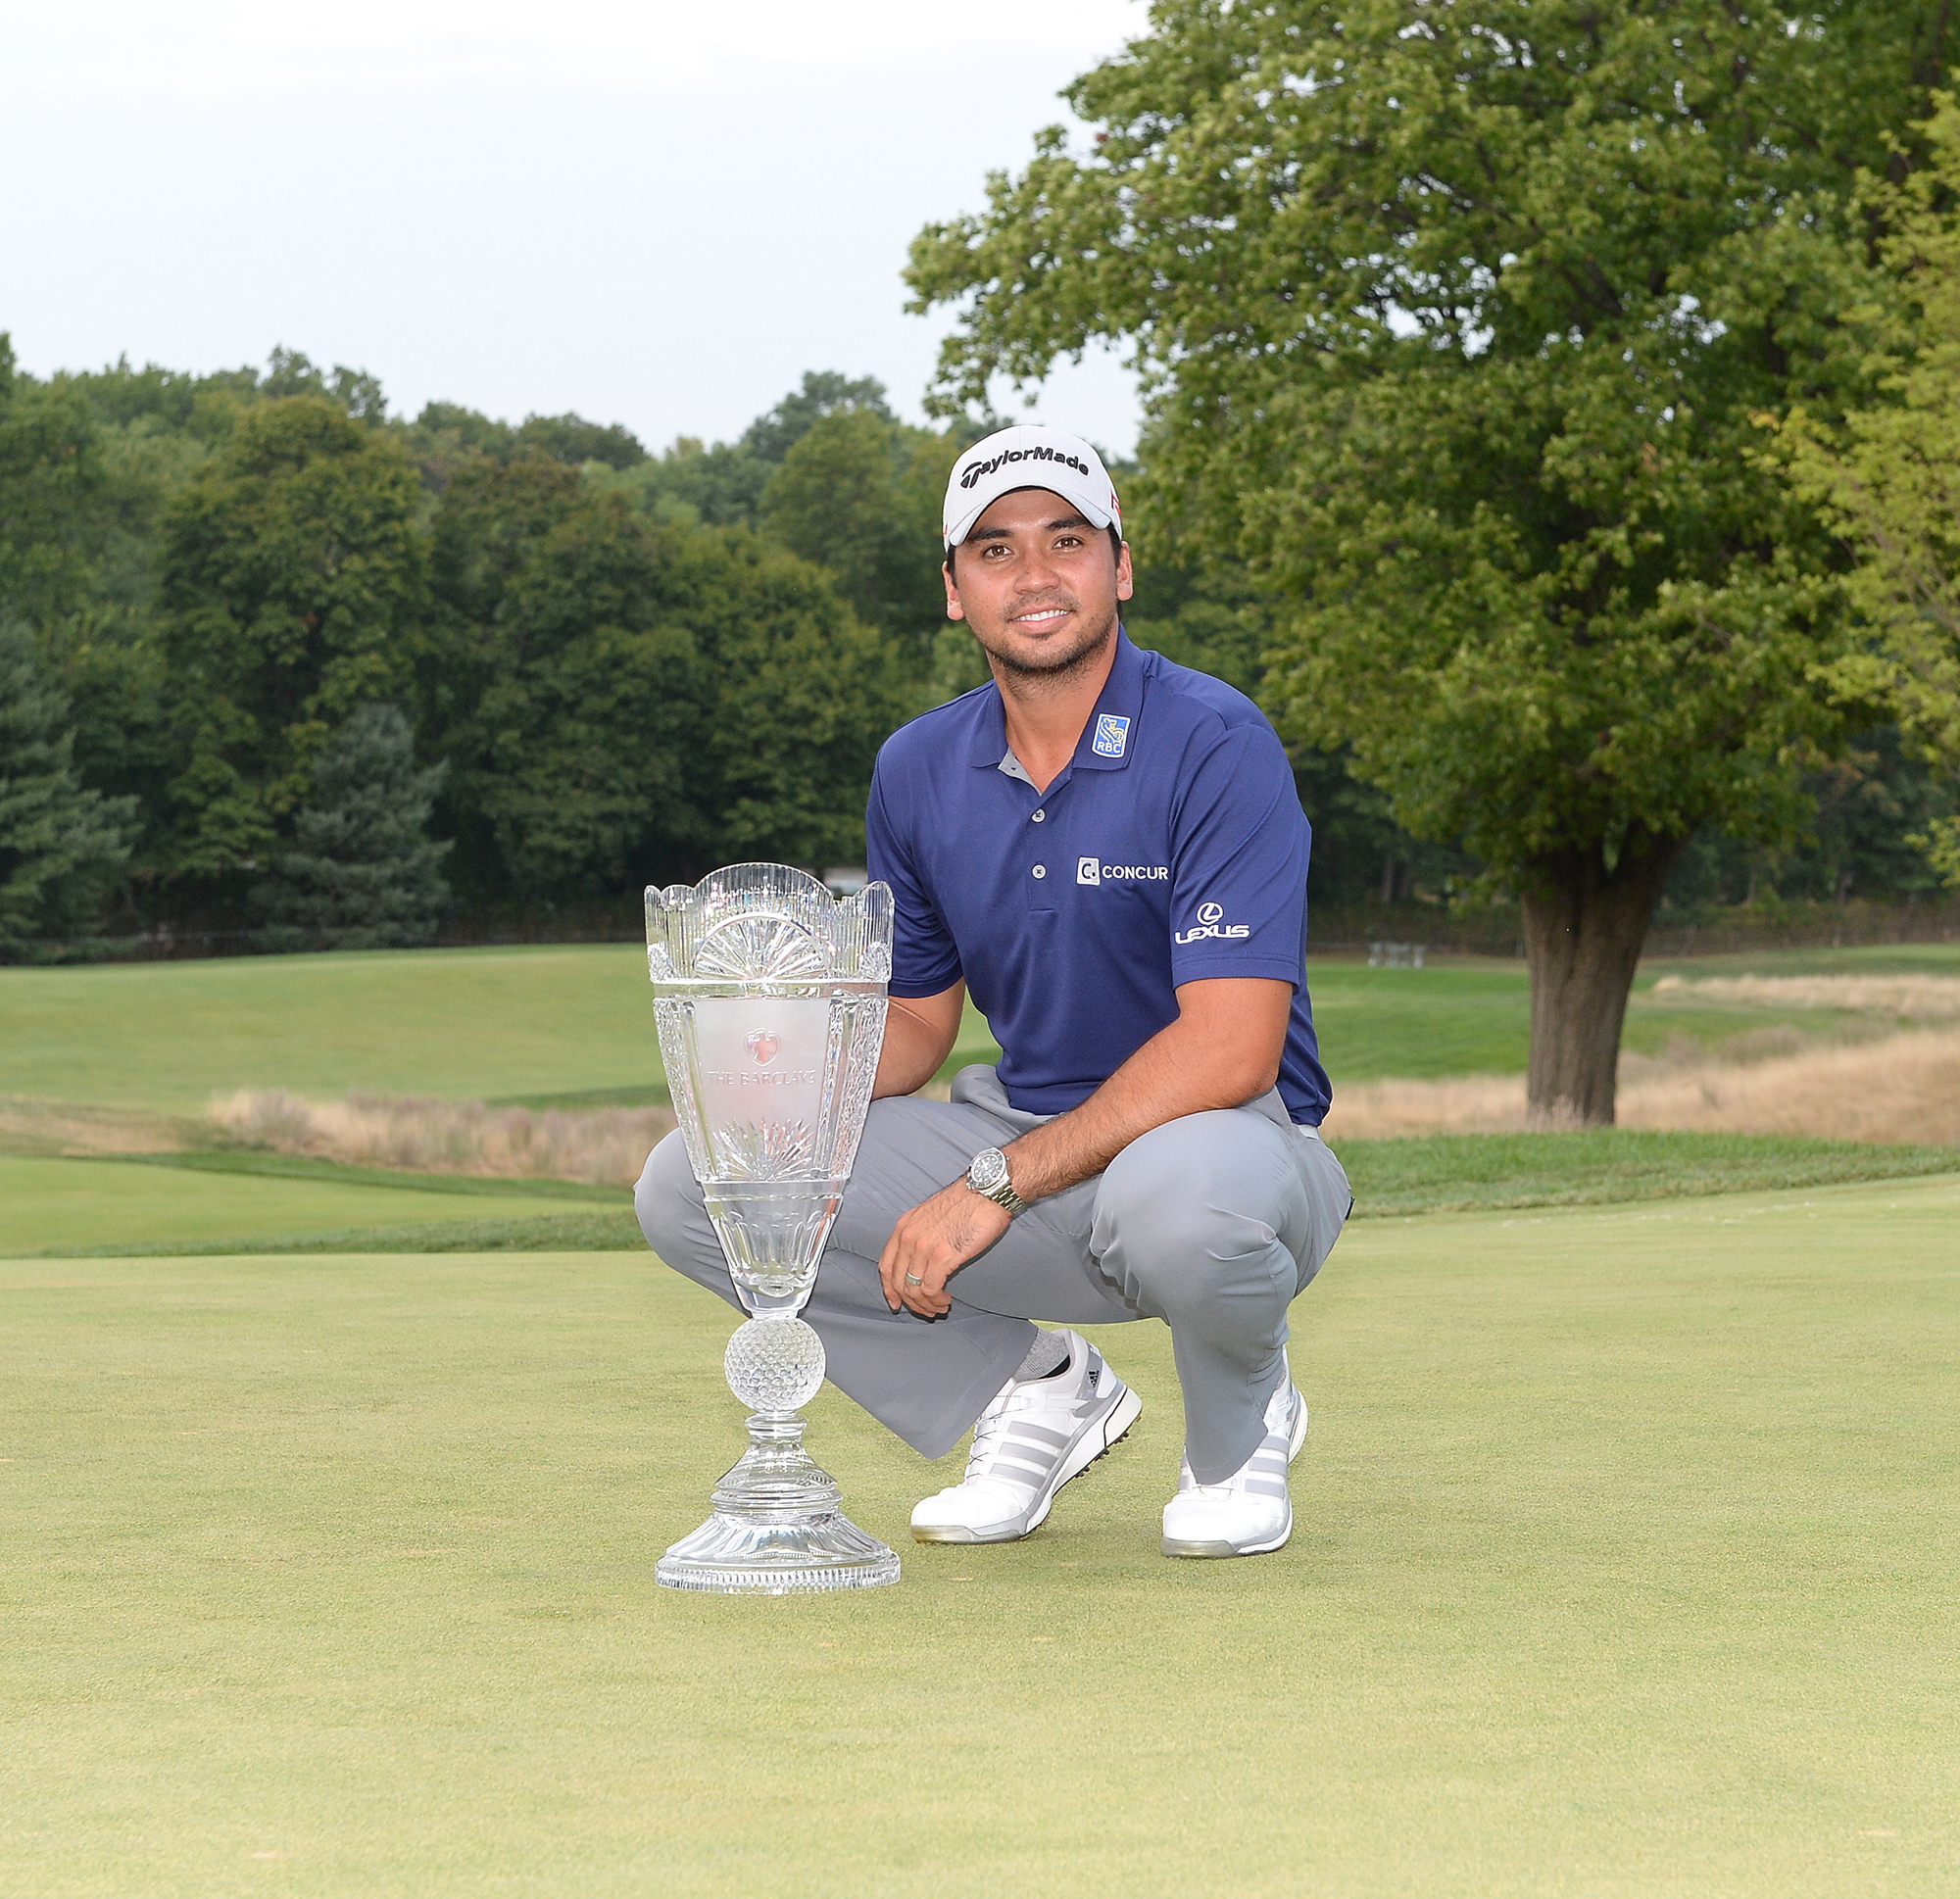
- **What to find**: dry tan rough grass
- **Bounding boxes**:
[1647,973,1960,1018]
[1318,1073,1534,1140]
[209,1090,676,1188]
[1619,1029,1960,1143]
[1321,1029,1960,1144]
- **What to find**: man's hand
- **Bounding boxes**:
[878,1180,1010,1318]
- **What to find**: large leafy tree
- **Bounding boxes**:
[909,0,1955,1122]
[428,463,908,900]
[2,341,198,912]
[436,473,713,900]
[156,395,428,880]
[0,334,102,632]
[760,408,960,675]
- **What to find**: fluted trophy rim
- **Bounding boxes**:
[645,864,894,990]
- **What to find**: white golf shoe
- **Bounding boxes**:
[910,1331,1142,1543]
[1160,1363,1308,1558]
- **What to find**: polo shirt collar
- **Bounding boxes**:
[963,627,1147,772]
[1069,628,1145,773]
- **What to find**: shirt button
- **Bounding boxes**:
[1032,809,1046,822]
[1032,864,1047,879]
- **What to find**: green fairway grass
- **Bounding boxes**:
[1307,956,1918,1081]
[0,948,1006,1112]
[1305,957,1535,1077]
[81,1206,650,1256]
[1333,1128,1960,1215]
[0,1154,612,1257]
[1642,941,1960,979]
[4,1175,1954,1895]
[7,943,1934,1120]
[0,945,659,1110]
[133,1149,626,1199]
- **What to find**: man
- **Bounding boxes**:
[637,423,1349,1559]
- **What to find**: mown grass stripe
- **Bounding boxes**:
[119,1150,628,1203]
[1334,1129,1960,1218]
[18,1132,1953,1258]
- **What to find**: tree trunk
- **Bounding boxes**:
[1520,832,1685,1126]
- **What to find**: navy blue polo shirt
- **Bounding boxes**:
[865,630,1332,1125]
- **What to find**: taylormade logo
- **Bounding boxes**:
[960,445,1092,489]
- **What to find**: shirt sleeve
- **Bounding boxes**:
[865,758,964,998]
[1165,719,1310,989]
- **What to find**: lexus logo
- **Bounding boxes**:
[746,1029,779,1065]
[1197,901,1224,925]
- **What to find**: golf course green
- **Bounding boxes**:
[4,939,1956,1891]
[5,1175,1954,1894]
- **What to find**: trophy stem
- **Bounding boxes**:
[655,1317,900,1595]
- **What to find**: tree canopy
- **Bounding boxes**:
[0,350,944,949]
[157,396,429,877]
[1,309,1951,963]
[1776,90,1960,887]
[0,619,134,954]
[428,460,910,903]
[910,0,1959,1120]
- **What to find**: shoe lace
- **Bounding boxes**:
[965,1382,1039,1480]
[1177,1453,1235,1500]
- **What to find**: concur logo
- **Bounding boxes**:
[1079,859,1167,886]
[1175,901,1250,945]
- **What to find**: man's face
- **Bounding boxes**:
[943,487,1134,678]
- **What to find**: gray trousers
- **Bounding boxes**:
[634,1065,1351,1484]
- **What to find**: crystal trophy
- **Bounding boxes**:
[645,862,900,1593]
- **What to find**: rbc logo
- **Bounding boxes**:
[1091,713,1130,758]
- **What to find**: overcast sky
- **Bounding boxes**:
[1,1,1148,455]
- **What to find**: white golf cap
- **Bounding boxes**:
[942,424,1122,550]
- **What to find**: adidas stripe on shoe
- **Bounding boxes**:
[1160,1360,1308,1559]
[910,1330,1142,1544]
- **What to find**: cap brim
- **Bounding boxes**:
[945,483,1116,549]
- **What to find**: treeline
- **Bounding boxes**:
[0,351,939,952]
[0,339,1950,959]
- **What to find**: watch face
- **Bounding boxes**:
[969,1147,1006,1193]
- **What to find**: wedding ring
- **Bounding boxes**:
[904,1272,924,1286]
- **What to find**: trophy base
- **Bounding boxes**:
[656,1511,901,1595]
[656,1404,900,1595]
